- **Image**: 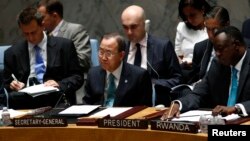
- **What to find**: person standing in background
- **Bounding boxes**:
[121,5,182,106]
[37,0,91,71]
[175,0,211,83]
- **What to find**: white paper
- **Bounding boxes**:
[89,107,132,118]
[19,84,59,97]
[0,109,28,119]
[171,110,240,122]
[59,105,101,115]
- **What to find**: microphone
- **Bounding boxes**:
[145,19,151,33]
[147,60,159,79]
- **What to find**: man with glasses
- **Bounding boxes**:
[82,32,152,107]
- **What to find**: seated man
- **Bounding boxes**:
[82,32,152,107]
[161,26,250,120]
[3,7,84,109]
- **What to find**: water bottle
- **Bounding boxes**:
[1,107,12,126]
[199,115,209,133]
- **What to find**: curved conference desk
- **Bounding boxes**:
[0,107,249,141]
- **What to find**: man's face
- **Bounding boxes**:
[99,38,124,72]
[213,33,236,66]
[19,19,44,45]
[121,14,145,43]
[38,6,56,32]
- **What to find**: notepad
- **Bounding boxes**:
[58,105,101,116]
[19,84,59,97]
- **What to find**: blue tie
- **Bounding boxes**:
[105,73,116,107]
[34,45,45,83]
[134,43,141,66]
[227,67,238,106]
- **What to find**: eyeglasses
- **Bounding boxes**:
[98,49,119,58]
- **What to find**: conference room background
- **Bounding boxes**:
[0,0,249,45]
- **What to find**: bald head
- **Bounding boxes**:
[121,5,146,43]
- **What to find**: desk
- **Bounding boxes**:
[0,107,207,141]
[0,125,207,141]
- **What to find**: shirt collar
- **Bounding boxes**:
[51,20,64,36]
[106,62,123,80]
[132,33,148,48]
[28,31,47,50]
[232,51,247,72]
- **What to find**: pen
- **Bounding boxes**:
[167,102,174,121]
[11,74,19,83]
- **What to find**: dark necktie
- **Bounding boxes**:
[34,45,45,83]
[227,67,238,106]
[105,73,116,107]
[134,43,141,66]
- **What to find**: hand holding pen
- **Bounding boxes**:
[161,102,181,121]
[10,74,25,91]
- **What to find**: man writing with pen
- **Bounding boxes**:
[2,7,83,109]
[161,26,250,120]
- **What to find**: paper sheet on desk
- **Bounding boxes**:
[0,109,28,119]
[171,110,240,122]
[59,105,101,115]
[19,84,59,97]
[89,107,132,118]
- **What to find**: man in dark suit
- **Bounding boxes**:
[82,33,152,107]
[3,7,84,109]
[161,26,250,120]
[121,5,182,106]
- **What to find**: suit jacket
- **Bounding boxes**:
[58,20,91,71]
[3,36,84,103]
[83,62,152,107]
[180,49,250,114]
[124,35,182,105]
[189,39,213,84]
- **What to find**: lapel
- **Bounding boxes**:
[19,41,30,77]
[200,40,213,77]
[237,49,250,98]
[113,63,130,105]
[146,35,154,75]
[57,21,67,37]
[46,37,58,67]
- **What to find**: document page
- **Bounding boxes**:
[59,105,101,115]
[89,107,132,118]
[171,110,240,122]
[19,84,59,97]
[0,109,28,119]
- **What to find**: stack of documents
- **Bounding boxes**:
[19,84,59,97]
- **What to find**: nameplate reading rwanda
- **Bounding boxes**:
[151,120,199,133]
[13,118,67,127]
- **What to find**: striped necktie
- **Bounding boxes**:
[34,45,45,83]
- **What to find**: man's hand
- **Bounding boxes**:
[160,103,180,120]
[10,80,25,91]
[44,80,59,88]
[212,105,236,117]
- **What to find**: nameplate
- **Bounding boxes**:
[98,119,148,129]
[151,120,199,133]
[13,118,68,127]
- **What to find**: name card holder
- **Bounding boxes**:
[13,118,67,127]
[151,120,199,133]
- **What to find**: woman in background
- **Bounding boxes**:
[175,0,211,83]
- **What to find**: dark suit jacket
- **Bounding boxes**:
[124,35,182,105]
[3,36,84,103]
[179,49,250,114]
[83,62,152,107]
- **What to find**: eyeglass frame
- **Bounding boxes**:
[98,48,120,58]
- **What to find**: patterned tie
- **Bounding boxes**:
[227,67,238,106]
[134,43,141,66]
[34,45,45,83]
[105,73,116,107]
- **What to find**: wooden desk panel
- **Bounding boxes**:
[0,125,207,141]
